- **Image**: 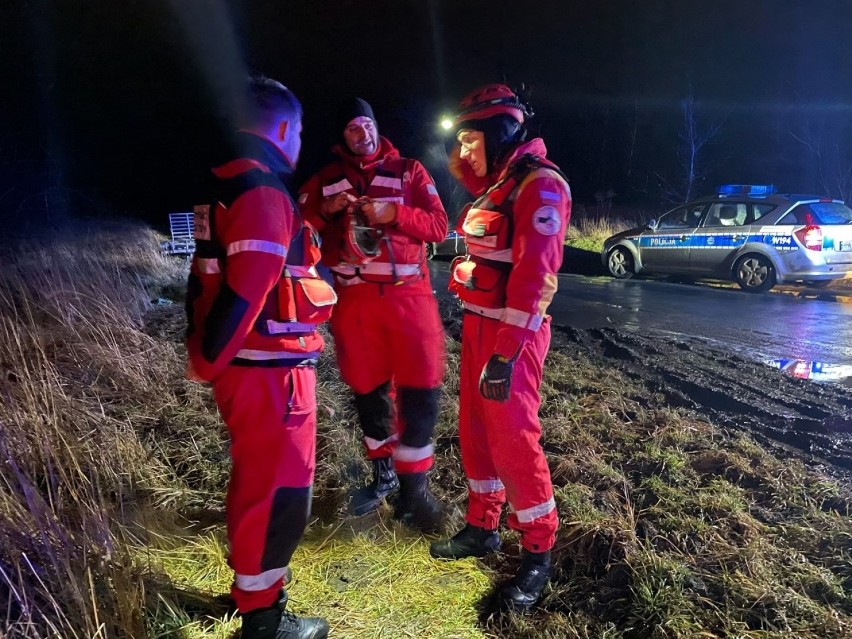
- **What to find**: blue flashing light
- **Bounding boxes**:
[717,184,776,197]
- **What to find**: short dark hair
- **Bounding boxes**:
[241,74,302,128]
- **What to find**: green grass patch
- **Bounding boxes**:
[146,525,493,639]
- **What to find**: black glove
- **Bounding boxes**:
[479,354,514,402]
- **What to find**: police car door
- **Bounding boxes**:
[690,202,749,274]
[640,203,706,272]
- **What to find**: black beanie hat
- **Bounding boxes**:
[337,97,376,132]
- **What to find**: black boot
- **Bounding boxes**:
[349,457,399,516]
[429,523,501,560]
[500,549,552,613]
[393,472,444,533]
[240,590,329,639]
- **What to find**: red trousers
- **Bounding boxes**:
[459,314,558,553]
[330,287,445,474]
[212,364,317,612]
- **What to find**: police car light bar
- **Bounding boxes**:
[717,184,776,197]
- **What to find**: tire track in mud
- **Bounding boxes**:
[552,325,852,474]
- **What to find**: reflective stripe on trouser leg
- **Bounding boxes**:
[394,387,440,474]
[354,381,397,460]
[481,320,557,552]
[212,365,317,613]
[459,314,507,531]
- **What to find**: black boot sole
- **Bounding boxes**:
[429,540,500,560]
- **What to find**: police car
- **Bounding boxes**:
[601,185,852,292]
[426,229,465,260]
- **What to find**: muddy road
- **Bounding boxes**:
[430,262,852,475]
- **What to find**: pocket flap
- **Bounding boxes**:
[298,278,338,307]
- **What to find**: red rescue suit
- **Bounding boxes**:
[450,138,571,553]
[186,132,336,612]
[299,137,447,473]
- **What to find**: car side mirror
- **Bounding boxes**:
[647,219,658,230]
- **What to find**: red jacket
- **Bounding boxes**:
[298,136,448,294]
[186,132,327,382]
[452,138,572,359]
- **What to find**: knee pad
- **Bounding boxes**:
[398,387,441,447]
[354,381,394,441]
[261,486,311,571]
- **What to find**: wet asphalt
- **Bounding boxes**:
[428,260,852,386]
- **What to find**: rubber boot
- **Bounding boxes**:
[500,549,552,613]
[393,472,444,533]
[349,457,399,516]
[429,523,501,560]
[240,590,329,639]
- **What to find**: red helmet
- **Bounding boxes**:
[453,84,527,128]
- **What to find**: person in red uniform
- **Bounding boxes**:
[429,84,572,612]
[298,98,447,531]
[185,75,333,639]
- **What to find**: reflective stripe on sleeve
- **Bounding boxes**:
[197,258,220,274]
[394,443,434,463]
[502,307,544,331]
[511,497,556,523]
[234,567,288,592]
[226,239,287,257]
[322,179,354,197]
[468,478,505,493]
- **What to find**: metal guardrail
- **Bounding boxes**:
[160,212,196,256]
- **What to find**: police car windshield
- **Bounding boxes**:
[808,202,852,225]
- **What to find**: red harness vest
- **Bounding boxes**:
[317,157,427,285]
[450,155,562,309]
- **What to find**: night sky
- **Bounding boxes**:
[2,0,851,228]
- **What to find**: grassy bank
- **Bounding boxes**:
[1,220,850,638]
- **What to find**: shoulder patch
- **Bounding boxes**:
[193,204,212,241]
[532,206,561,236]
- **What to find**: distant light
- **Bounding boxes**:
[440,117,454,131]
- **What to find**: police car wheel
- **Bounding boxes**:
[426,243,436,260]
[734,254,776,293]
[607,247,634,279]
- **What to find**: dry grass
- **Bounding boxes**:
[1,219,851,638]
[564,215,633,253]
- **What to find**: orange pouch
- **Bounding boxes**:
[292,278,338,324]
[449,257,507,307]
